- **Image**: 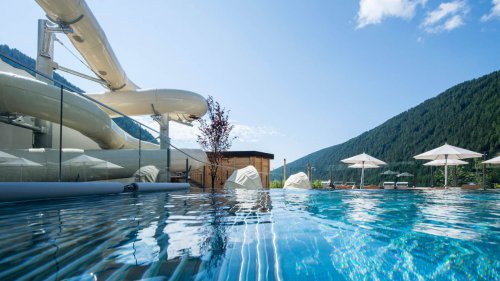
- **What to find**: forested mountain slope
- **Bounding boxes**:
[274,71,500,186]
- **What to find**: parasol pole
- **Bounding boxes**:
[482,152,486,190]
[444,154,448,188]
[360,161,365,189]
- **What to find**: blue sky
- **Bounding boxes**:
[1,0,499,168]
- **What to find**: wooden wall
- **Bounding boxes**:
[190,155,271,188]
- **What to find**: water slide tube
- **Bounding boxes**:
[2,1,210,183]
[86,90,208,122]
[35,0,209,119]
[0,72,156,150]
[35,0,138,91]
[0,71,208,168]
[31,0,209,138]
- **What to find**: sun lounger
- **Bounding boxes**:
[396,182,409,189]
[332,181,343,188]
[383,182,395,189]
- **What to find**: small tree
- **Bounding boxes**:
[197,96,236,188]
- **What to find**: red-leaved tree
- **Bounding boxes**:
[197,96,236,188]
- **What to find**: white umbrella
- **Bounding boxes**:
[342,153,386,188]
[341,153,387,165]
[424,159,468,166]
[424,159,468,188]
[62,155,106,166]
[482,155,500,190]
[91,161,123,169]
[348,163,380,188]
[0,151,18,162]
[348,163,380,168]
[397,172,414,177]
[414,143,483,160]
[90,161,123,180]
[414,143,482,187]
[63,155,106,181]
[483,155,500,165]
[0,157,42,181]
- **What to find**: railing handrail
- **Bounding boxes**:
[1,52,282,177]
[0,52,159,134]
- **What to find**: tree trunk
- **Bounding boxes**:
[210,164,218,189]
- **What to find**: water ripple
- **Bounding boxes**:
[0,189,498,280]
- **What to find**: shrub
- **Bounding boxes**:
[312,180,323,189]
[270,180,283,188]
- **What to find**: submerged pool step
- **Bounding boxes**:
[0,182,190,202]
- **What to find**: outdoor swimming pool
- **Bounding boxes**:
[0,188,498,280]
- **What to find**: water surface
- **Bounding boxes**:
[0,189,498,280]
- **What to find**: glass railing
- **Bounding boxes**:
[0,53,205,185]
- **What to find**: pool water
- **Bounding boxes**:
[0,189,498,281]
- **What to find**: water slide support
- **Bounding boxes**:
[34,19,54,148]
[153,114,171,182]
[34,19,73,148]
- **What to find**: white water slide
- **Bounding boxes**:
[0,71,206,150]
[1,0,208,150]
[0,0,211,182]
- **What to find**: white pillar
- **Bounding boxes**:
[444,155,448,188]
[360,161,365,189]
[157,114,171,182]
[34,19,54,148]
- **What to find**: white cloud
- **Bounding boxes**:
[444,14,465,30]
[481,0,500,21]
[232,122,283,143]
[356,0,427,28]
[132,116,199,145]
[131,116,283,146]
[421,1,469,33]
[171,123,199,142]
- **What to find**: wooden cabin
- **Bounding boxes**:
[190,151,274,188]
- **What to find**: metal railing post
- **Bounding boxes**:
[58,85,63,182]
[185,158,189,183]
[138,124,142,181]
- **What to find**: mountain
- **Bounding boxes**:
[0,44,157,144]
[273,71,500,187]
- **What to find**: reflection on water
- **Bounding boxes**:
[0,189,499,280]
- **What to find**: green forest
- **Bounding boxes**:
[273,70,500,187]
[0,44,157,144]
